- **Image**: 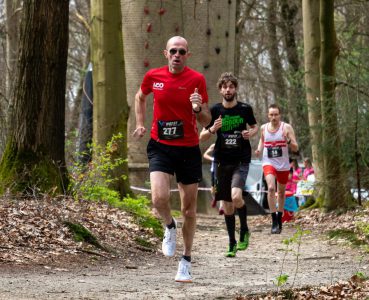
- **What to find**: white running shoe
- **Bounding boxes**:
[175,258,192,283]
[162,219,177,257]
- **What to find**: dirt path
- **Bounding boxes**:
[0,213,367,300]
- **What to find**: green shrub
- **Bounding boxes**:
[69,134,162,238]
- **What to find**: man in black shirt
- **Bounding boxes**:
[200,72,258,257]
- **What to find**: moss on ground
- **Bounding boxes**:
[64,221,103,249]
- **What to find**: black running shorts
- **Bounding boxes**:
[214,162,249,202]
[147,139,202,184]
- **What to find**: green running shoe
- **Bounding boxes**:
[225,244,237,257]
[237,232,250,251]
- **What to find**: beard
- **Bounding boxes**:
[224,93,236,102]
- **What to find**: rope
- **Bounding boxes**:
[130,185,268,193]
[130,186,212,193]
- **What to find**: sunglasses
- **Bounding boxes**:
[169,48,187,56]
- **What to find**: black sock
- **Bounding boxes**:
[237,204,248,241]
[167,218,176,229]
[182,255,191,262]
[224,214,236,245]
[277,211,283,228]
[271,212,278,225]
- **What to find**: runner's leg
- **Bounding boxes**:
[277,182,287,231]
[223,201,237,257]
[265,174,277,212]
[277,182,286,213]
[232,187,248,236]
[150,171,173,225]
[265,174,281,234]
[232,187,250,250]
[178,182,198,257]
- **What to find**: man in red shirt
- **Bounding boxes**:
[133,36,211,282]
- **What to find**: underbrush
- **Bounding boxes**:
[69,134,163,239]
[327,221,369,252]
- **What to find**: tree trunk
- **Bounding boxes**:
[266,0,287,105]
[5,0,21,102]
[279,0,309,153]
[67,47,91,147]
[302,0,324,199]
[3,0,22,154]
[76,62,93,164]
[90,0,131,197]
[319,0,348,210]
[234,0,241,77]
[0,0,69,195]
[235,0,256,78]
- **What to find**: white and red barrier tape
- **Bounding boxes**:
[130,186,267,193]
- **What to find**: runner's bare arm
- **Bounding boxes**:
[249,124,258,137]
[255,125,264,157]
[199,127,211,142]
[285,124,298,152]
[195,102,211,128]
[203,143,215,161]
[199,115,219,142]
[242,124,258,140]
[133,88,147,138]
[189,88,211,127]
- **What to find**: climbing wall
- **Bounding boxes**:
[121,0,237,168]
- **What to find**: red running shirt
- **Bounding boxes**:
[141,66,209,146]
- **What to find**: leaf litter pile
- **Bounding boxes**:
[0,196,369,299]
[241,206,369,299]
[237,275,369,299]
[0,196,160,265]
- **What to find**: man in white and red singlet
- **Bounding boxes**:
[133,36,211,282]
[255,104,298,234]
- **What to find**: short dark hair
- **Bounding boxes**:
[268,103,281,113]
[290,158,298,168]
[304,157,312,166]
[217,72,238,89]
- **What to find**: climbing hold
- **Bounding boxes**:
[158,8,166,15]
[146,23,152,32]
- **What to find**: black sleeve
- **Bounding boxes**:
[206,105,219,129]
[246,105,257,126]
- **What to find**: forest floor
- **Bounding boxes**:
[0,197,369,299]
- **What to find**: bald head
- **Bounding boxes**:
[164,36,190,74]
[166,36,189,51]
